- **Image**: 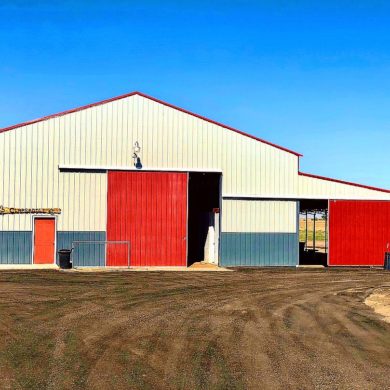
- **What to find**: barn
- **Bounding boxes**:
[0,91,389,268]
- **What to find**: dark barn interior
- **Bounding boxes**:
[187,172,221,266]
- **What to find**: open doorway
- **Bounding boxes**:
[187,172,221,267]
[299,199,328,266]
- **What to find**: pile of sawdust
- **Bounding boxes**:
[188,261,220,269]
[365,288,390,323]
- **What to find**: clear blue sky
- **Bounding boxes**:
[1,1,389,188]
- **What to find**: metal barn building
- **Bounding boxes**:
[0,91,389,268]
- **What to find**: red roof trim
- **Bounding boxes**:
[0,91,139,134]
[0,91,302,156]
[299,171,390,194]
[136,92,302,156]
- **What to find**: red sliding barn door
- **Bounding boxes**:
[107,171,188,266]
[329,200,390,266]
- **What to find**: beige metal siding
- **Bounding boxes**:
[298,175,390,200]
[0,122,107,232]
[0,94,298,232]
[91,95,299,196]
[222,200,297,233]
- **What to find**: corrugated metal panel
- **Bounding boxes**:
[106,171,188,266]
[133,97,298,196]
[220,200,298,266]
[298,174,390,200]
[329,200,390,266]
[57,172,107,232]
[222,199,297,233]
[0,171,107,232]
[57,231,105,267]
[0,232,32,264]
[0,110,106,232]
[220,233,298,266]
[0,230,106,265]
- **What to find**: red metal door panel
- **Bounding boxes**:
[34,218,55,264]
[106,171,188,266]
[329,200,390,266]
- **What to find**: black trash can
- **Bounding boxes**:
[58,249,72,269]
[385,252,390,270]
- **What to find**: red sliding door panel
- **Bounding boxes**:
[107,171,188,266]
[329,200,390,266]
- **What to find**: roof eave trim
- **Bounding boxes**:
[0,91,302,157]
[299,171,390,194]
[0,91,139,134]
[135,92,302,157]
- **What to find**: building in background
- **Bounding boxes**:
[0,92,389,267]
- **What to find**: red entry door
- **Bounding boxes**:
[34,218,56,264]
[329,200,390,266]
[107,171,188,266]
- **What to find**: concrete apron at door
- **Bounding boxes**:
[63,265,232,272]
[0,264,59,270]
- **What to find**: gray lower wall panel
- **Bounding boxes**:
[57,231,106,266]
[1,231,297,267]
[0,231,106,265]
[220,232,298,266]
[0,232,32,264]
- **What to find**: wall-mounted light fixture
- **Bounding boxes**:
[132,141,142,169]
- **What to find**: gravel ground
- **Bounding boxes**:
[0,268,389,390]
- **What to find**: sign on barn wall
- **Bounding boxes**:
[0,206,61,215]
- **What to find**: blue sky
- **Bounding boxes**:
[1,1,389,188]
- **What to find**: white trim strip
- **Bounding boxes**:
[223,194,299,199]
[223,194,390,201]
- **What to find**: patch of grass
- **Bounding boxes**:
[3,328,54,390]
[299,230,326,241]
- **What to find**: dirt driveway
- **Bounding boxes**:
[0,269,389,390]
